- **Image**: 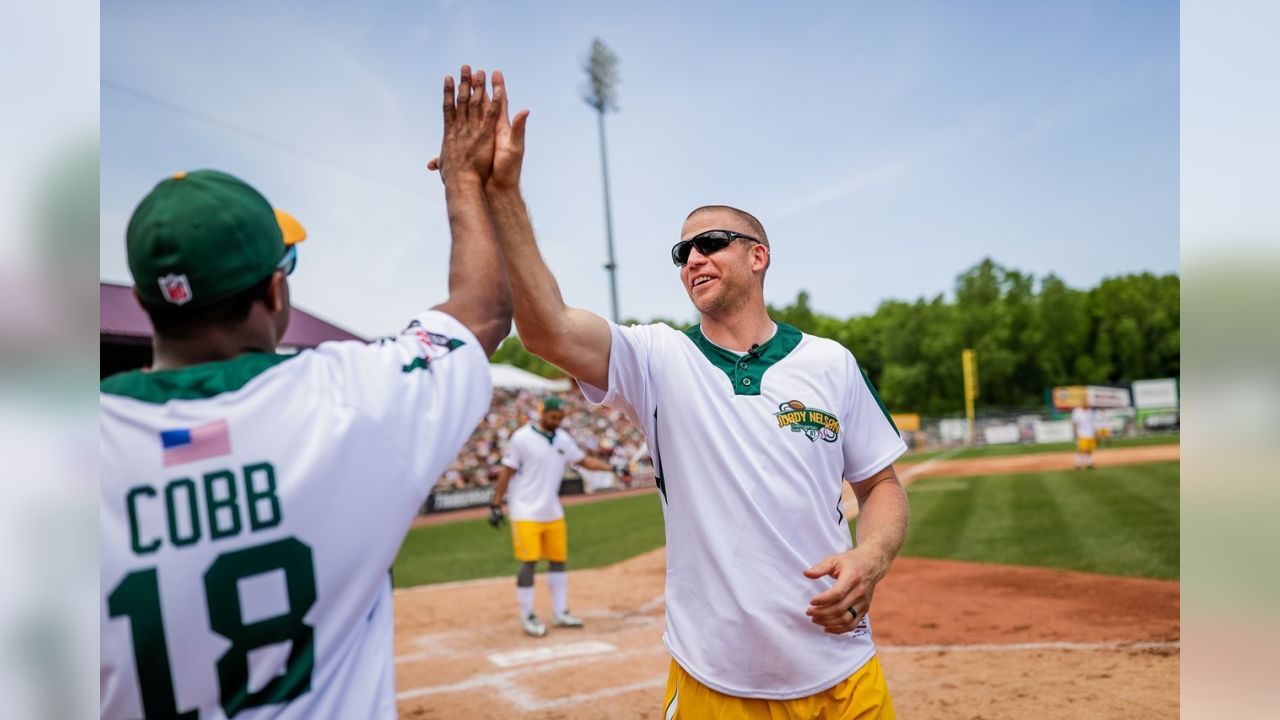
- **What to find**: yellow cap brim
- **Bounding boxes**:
[274,208,307,246]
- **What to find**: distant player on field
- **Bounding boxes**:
[447,71,910,718]
[488,396,624,636]
[100,66,511,718]
[1072,401,1098,469]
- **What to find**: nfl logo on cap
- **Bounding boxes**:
[158,273,193,305]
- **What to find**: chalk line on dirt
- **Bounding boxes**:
[396,638,1178,710]
[880,640,1179,654]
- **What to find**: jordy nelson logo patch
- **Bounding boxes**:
[775,400,840,443]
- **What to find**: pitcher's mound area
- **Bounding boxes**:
[394,549,1178,719]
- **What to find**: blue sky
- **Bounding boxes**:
[100,0,1177,337]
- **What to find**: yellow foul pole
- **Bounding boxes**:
[962,348,979,444]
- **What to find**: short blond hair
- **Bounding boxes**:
[685,205,769,250]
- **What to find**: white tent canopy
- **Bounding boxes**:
[489,363,573,392]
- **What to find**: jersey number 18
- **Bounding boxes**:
[107,537,317,718]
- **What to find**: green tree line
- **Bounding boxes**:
[490,258,1180,415]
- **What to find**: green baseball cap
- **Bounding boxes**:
[541,397,563,412]
[127,169,306,308]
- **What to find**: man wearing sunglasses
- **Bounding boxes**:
[474,71,908,718]
[101,65,512,719]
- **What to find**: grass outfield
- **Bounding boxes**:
[901,433,1179,462]
[392,492,665,588]
[393,461,1179,587]
[898,461,1179,579]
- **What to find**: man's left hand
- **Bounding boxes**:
[487,504,506,529]
[803,547,888,634]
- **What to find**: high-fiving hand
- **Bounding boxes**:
[428,67,528,190]
[488,70,530,191]
[428,65,499,184]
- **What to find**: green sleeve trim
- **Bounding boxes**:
[100,352,299,404]
[860,366,899,435]
[681,322,803,396]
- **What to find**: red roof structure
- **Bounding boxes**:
[101,281,364,378]
[100,281,363,346]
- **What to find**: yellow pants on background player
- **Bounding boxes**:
[661,656,895,719]
[511,518,568,562]
[1076,437,1097,453]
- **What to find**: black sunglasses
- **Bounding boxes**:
[671,230,762,267]
[276,244,298,276]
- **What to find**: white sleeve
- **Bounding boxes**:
[314,309,491,489]
[577,321,662,428]
[561,434,587,466]
[500,436,522,471]
[841,353,908,482]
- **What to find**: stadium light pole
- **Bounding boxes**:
[582,39,621,323]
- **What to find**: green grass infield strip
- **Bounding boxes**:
[393,460,1179,588]
[392,492,666,588]
[897,461,1179,580]
[901,432,1179,463]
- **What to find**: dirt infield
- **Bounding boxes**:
[898,443,1180,481]
[393,550,1177,718]
[395,446,1180,718]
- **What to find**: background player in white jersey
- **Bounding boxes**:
[488,396,625,637]
[435,72,910,718]
[1072,401,1098,469]
[100,66,511,719]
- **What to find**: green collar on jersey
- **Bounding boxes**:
[529,424,556,444]
[100,351,298,404]
[682,322,803,396]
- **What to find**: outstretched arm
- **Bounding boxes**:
[803,464,910,634]
[490,465,514,507]
[481,70,613,389]
[575,456,616,473]
[429,65,513,356]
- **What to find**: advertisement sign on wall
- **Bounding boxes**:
[1132,378,1179,409]
[1033,420,1075,444]
[983,424,1021,445]
[892,413,922,432]
[1052,385,1133,410]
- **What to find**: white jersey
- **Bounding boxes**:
[1072,407,1097,439]
[581,320,906,700]
[500,423,586,521]
[100,310,490,720]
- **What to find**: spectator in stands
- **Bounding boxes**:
[429,388,650,497]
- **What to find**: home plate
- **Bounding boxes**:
[487,641,618,668]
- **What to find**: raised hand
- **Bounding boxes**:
[428,65,499,184]
[488,70,530,191]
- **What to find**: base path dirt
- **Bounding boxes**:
[898,443,1180,481]
[394,549,1179,719]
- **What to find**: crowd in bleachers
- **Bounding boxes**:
[434,388,648,492]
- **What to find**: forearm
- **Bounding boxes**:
[434,176,512,354]
[491,468,513,505]
[577,457,614,472]
[484,186,573,352]
[852,478,910,577]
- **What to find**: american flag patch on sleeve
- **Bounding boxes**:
[160,419,231,467]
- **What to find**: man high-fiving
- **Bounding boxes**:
[446,71,909,719]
